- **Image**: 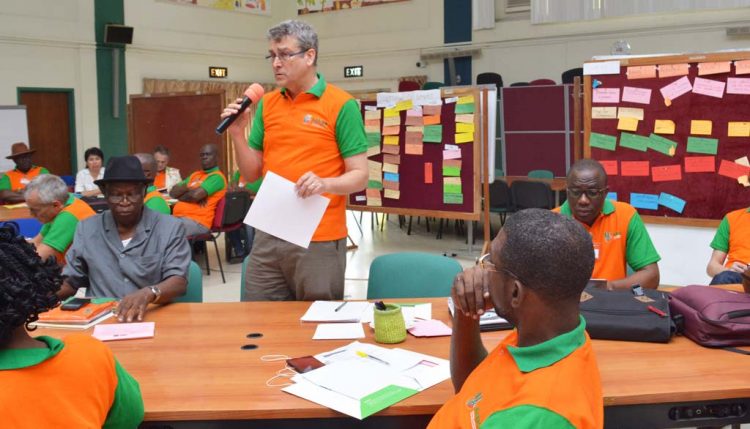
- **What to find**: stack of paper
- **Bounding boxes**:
[93,322,155,341]
[31,300,117,330]
[300,301,371,323]
[360,303,432,329]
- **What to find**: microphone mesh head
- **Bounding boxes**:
[244,84,265,104]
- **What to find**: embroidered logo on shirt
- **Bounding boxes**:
[604,231,621,242]
[466,392,483,429]
[303,114,329,129]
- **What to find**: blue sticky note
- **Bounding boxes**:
[658,192,686,214]
[606,192,617,201]
[383,172,399,182]
[630,193,659,210]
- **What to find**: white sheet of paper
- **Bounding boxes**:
[243,171,329,248]
[313,323,365,340]
[583,60,621,75]
[301,301,371,322]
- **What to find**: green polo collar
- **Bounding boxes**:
[0,336,64,370]
[280,73,326,99]
[64,193,75,207]
[559,198,615,218]
[203,166,220,174]
[507,316,587,373]
[147,185,157,193]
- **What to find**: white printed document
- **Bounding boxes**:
[300,301,371,323]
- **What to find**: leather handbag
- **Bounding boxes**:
[579,285,674,343]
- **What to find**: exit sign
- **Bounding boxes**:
[209,66,228,78]
[344,65,363,78]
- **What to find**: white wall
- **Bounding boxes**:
[0,0,98,170]
[647,224,715,286]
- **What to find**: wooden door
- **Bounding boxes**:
[18,91,73,175]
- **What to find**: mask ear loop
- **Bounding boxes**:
[260,354,291,362]
[261,355,295,387]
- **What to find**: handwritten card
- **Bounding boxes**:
[690,120,712,136]
[383,116,400,127]
[658,193,686,214]
[648,134,677,157]
[589,132,617,151]
[619,132,649,152]
[692,77,725,98]
[382,163,398,174]
[736,156,750,167]
[583,60,621,75]
[383,135,399,146]
[607,192,618,201]
[592,107,617,119]
[443,150,462,160]
[600,160,618,175]
[621,161,650,176]
[383,180,398,191]
[383,189,400,200]
[455,114,474,124]
[457,95,474,104]
[736,60,750,75]
[686,137,718,155]
[408,319,452,337]
[423,115,441,125]
[383,107,399,118]
[658,63,690,78]
[405,143,423,155]
[660,76,692,102]
[423,125,442,143]
[422,104,442,116]
[617,107,644,120]
[727,77,750,95]
[383,172,399,182]
[718,159,750,179]
[383,154,400,165]
[456,123,474,133]
[405,132,423,145]
[684,156,715,173]
[654,120,675,135]
[728,122,750,137]
[382,125,400,136]
[455,133,474,144]
[651,164,682,182]
[364,110,381,121]
[622,87,652,104]
[93,322,155,341]
[425,162,433,184]
[404,115,424,126]
[382,144,399,155]
[630,193,659,210]
[593,88,620,103]
[394,99,413,111]
[698,61,731,76]
[627,65,657,80]
[455,103,474,114]
[617,117,639,132]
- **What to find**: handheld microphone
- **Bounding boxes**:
[216,83,265,134]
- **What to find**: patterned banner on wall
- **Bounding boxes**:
[160,0,270,15]
[297,0,408,15]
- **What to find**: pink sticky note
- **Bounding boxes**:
[407,319,452,337]
[692,77,725,98]
[660,76,692,101]
[443,150,461,160]
[93,322,155,341]
[727,78,750,95]
[736,60,750,75]
[600,160,618,176]
[622,86,652,104]
[658,63,690,78]
[593,88,620,103]
[651,165,682,182]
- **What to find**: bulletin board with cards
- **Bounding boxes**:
[348,86,490,225]
[583,51,750,225]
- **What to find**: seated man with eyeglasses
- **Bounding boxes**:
[429,209,602,429]
[553,159,660,290]
[58,156,192,322]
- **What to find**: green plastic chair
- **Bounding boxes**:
[528,169,554,179]
[421,81,445,90]
[174,261,203,303]
[367,252,463,299]
[240,254,250,301]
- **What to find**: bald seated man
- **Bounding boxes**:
[553,159,660,290]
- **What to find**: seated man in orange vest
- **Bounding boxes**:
[133,152,171,215]
[430,209,602,428]
[554,159,661,290]
[0,142,50,203]
[169,144,226,236]
[153,144,182,192]
[706,207,750,285]
[24,174,95,264]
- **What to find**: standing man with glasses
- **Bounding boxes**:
[554,159,660,290]
[59,156,191,322]
[221,20,367,301]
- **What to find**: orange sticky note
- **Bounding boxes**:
[658,63,690,78]
[382,144,399,155]
[405,115,423,126]
[684,156,715,173]
[718,159,750,179]
[423,115,441,125]
[735,60,750,75]
[425,162,433,184]
[617,117,639,132]
[422,105,442,116]
[383,154,400,165]
[651,164,682,182]
[627,65,657,79]
[698,61,731,76]
[405,143,423,155]
[621,161,650,176]
[690,120,712,136]
[600,160,618,176]
[382,126,400,136]
[405,131,422,145]
[364,119,380,128]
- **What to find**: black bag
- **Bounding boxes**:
[579,285,675,343]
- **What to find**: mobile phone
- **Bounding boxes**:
[286,356,325,374]
[61,298,91,311]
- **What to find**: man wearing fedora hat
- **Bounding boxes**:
[0,142,49,203]
[59,156,191,323]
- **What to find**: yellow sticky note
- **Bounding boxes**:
[406,126,424,133]
[739,175,750,187]
[383,107,399,118]
[690,120,712,135]
[394,99,413,111]
[617,107,644,121]
[617,117,639,132]
[384,189,400,199]
[654,120,675,135]
[457,95,474,104]
[455,132,474,144]
[382,163,399,173]
[383,116,400,127]
[456,123,474,133]
[728,122,750,137]
[383,135,399,145]
[364,110,381,120]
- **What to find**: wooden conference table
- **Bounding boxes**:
[0,204,31,222]
[37,298,750,429]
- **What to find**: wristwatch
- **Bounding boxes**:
[149,285,162,304]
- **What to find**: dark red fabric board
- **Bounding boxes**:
[505,133,568,176]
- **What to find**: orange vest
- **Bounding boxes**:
[5,166,44,191]
[56,197,95,264]
[173,170,226,229]
[723,208,750,267]
[154,171,166,189]
[145,188,164,205]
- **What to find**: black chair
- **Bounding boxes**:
[510,82,530,87]
[489,179,513,226]
[510,180,554,210]
[561,67,584,84]
[476,72,503,89]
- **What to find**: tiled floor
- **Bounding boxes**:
[201,212,485,302]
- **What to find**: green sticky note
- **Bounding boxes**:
[454,103,475,114]
[360,385,419,419]
[444,193,464,204]
[423,125,443,143]
[366,132,381,147]
[648,134,678,156]
[686,136,718,155]
[589,132,617,151]
[367,180,383,190]
[444,183,462,194]
[619,132,649,152]
[442,166,461,177]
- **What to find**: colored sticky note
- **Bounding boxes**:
[606,192,618,201]
[690,120,712,136]
[383,135,399,146]
[406,125,424,133]
[736,60,750,75]
[422,104,441,116]
[627,65,657,80]
[383,180,398,191]
[383,154,400,165]
[592,107,617,119]
[686,137,718,155]
[455,114,474,124]
[382,144,399,155]
[383,172,399,182]
[364,118,381,128]
[728,122,750,137]
[736,156,750,167]
[443,150,461,160]
[684,156,715,173]
[367,198,382,207]
[658,193,686,214]
[654,120,675,135]
[425,163,433,184]
[457,95,474,104]
[593,88,620,103]
[589,132,617,151]
[739,176,750,187]
[384,189,400,199]
[366,132,381,147]
[366,189,381,200]
[423,115,441,125]
[366,145,380,157]
[394,99,413,111]
[617,107,644,120]
[443,159,461,169]
[617,117,639,132]
[651,164,682,182]
[454,103,474,114]
[405,143,423,155]
[365,124,380,134]
[727,77,750,95]
[630,193,659,210]
[382,163,398,174]
[456,122,474,133]
[405,115,424,126]
[660,76,692,102]
[382,125,400,136]
[444,177,461,185]
[443,166,461,177]
[364,110,381,120]
[658,63,690,78]
[698,61,731,76]
[621,161,650,176]
[622,86,652,104]
[620,133,649,152]
[367,180,383,190]
[406,106,422,116]
[648,134,677,157]
[692,77,725,98]
[423,125,443,143]
[405,131,422,145]
[600,160,618,175]
[383,107,399,117]
[455,133,473,144]
[444,186,462,197]
[383,116,400,127]
[718,159,750,179]
[444,193,463,204]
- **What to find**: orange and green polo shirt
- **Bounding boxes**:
[145,184,171,215]
[710,207,750,267]
[172,166,226,229]
[154,170,166,189]
[554,199,660,281]
[39,194,95,263]
[428,317,603,429]
[232,170,263,194]
[0,334,144,428]
[248,73,367,242]
[0,165,49,191]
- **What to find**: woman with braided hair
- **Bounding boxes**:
[0,226,144,428]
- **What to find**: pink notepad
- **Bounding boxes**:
[92,322,155,341]
[408,319,452,337]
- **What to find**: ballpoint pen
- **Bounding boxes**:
[356,350,390,365]
[334,301,347,312]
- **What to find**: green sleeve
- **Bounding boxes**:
[177,175,189,187]
[0,174,10,191]
[246,178,262,193]
[40,211,79,253]
[710,216,730,252]
[335,98,367,158]
[40,167,50,174]
[145,197,171,215]
[102,359,144,429]
[625,212,661,271]
[482,405,575,429]
[199,173,226,195]
[248,98,265,151]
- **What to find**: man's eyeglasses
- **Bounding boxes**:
[264,50,308,63]
[567,188,606,199]
[107,194,142,204]
[478,253,523,283]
